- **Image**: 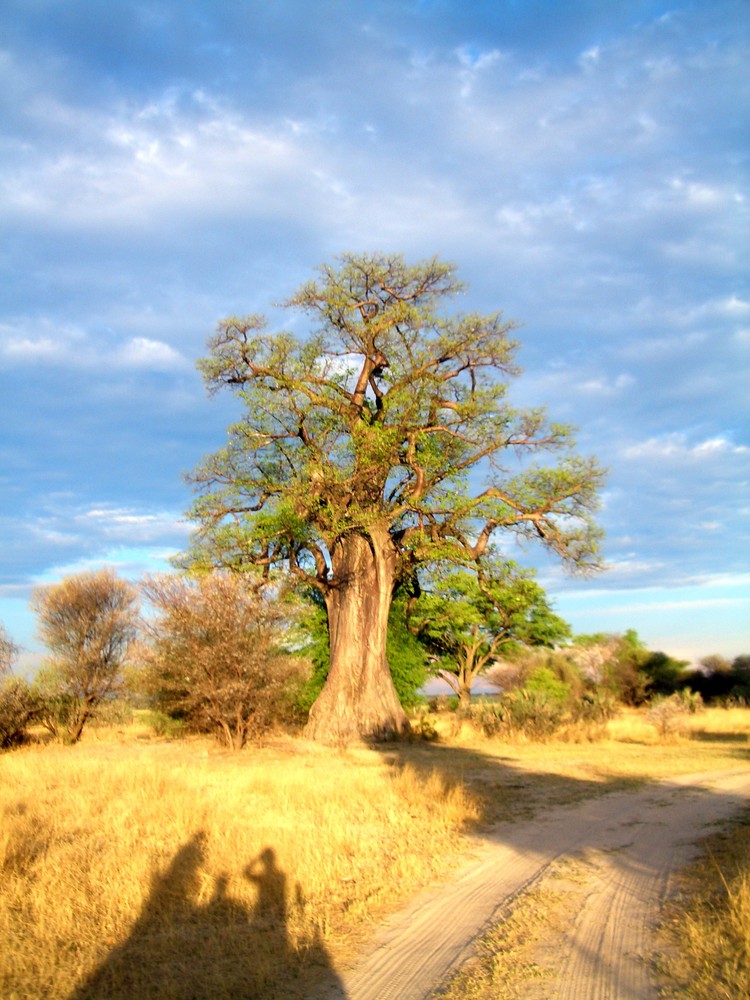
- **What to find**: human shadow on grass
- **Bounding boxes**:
[69,833,346,1000]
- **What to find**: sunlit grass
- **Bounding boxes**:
[0,737,479,999]
[2,706,749,998]
[658,811,750,999]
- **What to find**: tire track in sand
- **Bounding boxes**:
[318,767,750,1000]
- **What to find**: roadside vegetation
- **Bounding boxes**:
[1,546,748,998]
[1,705,749,999]
[658,809,750,1000]
[0,731,479,999]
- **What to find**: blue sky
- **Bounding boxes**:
[1,0,748,670]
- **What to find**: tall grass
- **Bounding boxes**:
[659,812,750,999]
[0,738,478,999]
[2,707,748,998]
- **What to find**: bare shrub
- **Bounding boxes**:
[647,694,689,740]
[139,572,307,749]
[0,623,20,677]
[31,569,139,743]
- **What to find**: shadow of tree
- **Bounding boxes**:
[68,833,346,1000]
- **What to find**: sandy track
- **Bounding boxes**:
[319,767,750,1000]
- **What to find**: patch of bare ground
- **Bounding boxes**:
[336,766,750,1000]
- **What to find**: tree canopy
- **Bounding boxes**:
[31,568,138,743]
[186,253,606,741]
[408,561,571,706]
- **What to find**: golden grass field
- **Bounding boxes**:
[1,706,749,999]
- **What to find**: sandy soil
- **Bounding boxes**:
[320,766,750,1000]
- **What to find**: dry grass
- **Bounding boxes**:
[658,810,750,999]
[0,734,479,999]
[435,861,581,1000]
[606,705,750,745]
[2,706,749,999]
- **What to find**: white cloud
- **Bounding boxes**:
[578,373,636,395]
[32,546,180,585]
[117,337,186,369]
[0,318,188,371]
[2,335,59,359]
[622,433,749,461]
[577,595,750,616]
[1,90,314,230]
[578,46,601,71]
[556,571,750,598]
[78,506,187,542]
[670,176,727,209]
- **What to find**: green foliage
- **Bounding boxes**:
[409,560,571,703]
[686,653,750,703]
[523,666,570,704]
[31,665,82,742]
[294,594,330,712]
[383,599,429,708]
[479,689,568,741]
[143,709,187,739]
[88,697,135,729]
[566,631,649,705]
[640,651,690,697]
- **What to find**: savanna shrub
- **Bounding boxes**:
[475,688,567,741]
[647,693,690,739]
[88,697,135,728]
[0,677,41,749]
[524,666,571,704]
[140,572,308,749]
[143,709,186,739]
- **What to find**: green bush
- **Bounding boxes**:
[473,676,617,742]
[143,710,187,739]
[524,666,571,704]
[89,698,135,728]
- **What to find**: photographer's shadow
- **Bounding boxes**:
[69,833,346,999]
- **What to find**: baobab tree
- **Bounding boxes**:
[186,253,605,743]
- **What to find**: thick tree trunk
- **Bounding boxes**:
[457,683,472,711]
[304,528,410,744]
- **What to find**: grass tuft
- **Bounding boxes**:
[658,810,750,999]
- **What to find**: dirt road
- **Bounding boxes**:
[320,766,750,1000]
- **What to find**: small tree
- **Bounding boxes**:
[688,654,750,702]
[640,650,689,698]
[140,572,305,749]
[567,631,650,705]
[1,622,19,677]
[31,569,138,743]
[0,677,41,749]
[408,562,571,709]
[0,623,41,749]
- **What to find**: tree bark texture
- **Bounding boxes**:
[304,529,410,743]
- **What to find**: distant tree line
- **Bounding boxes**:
[1,566,748,751]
